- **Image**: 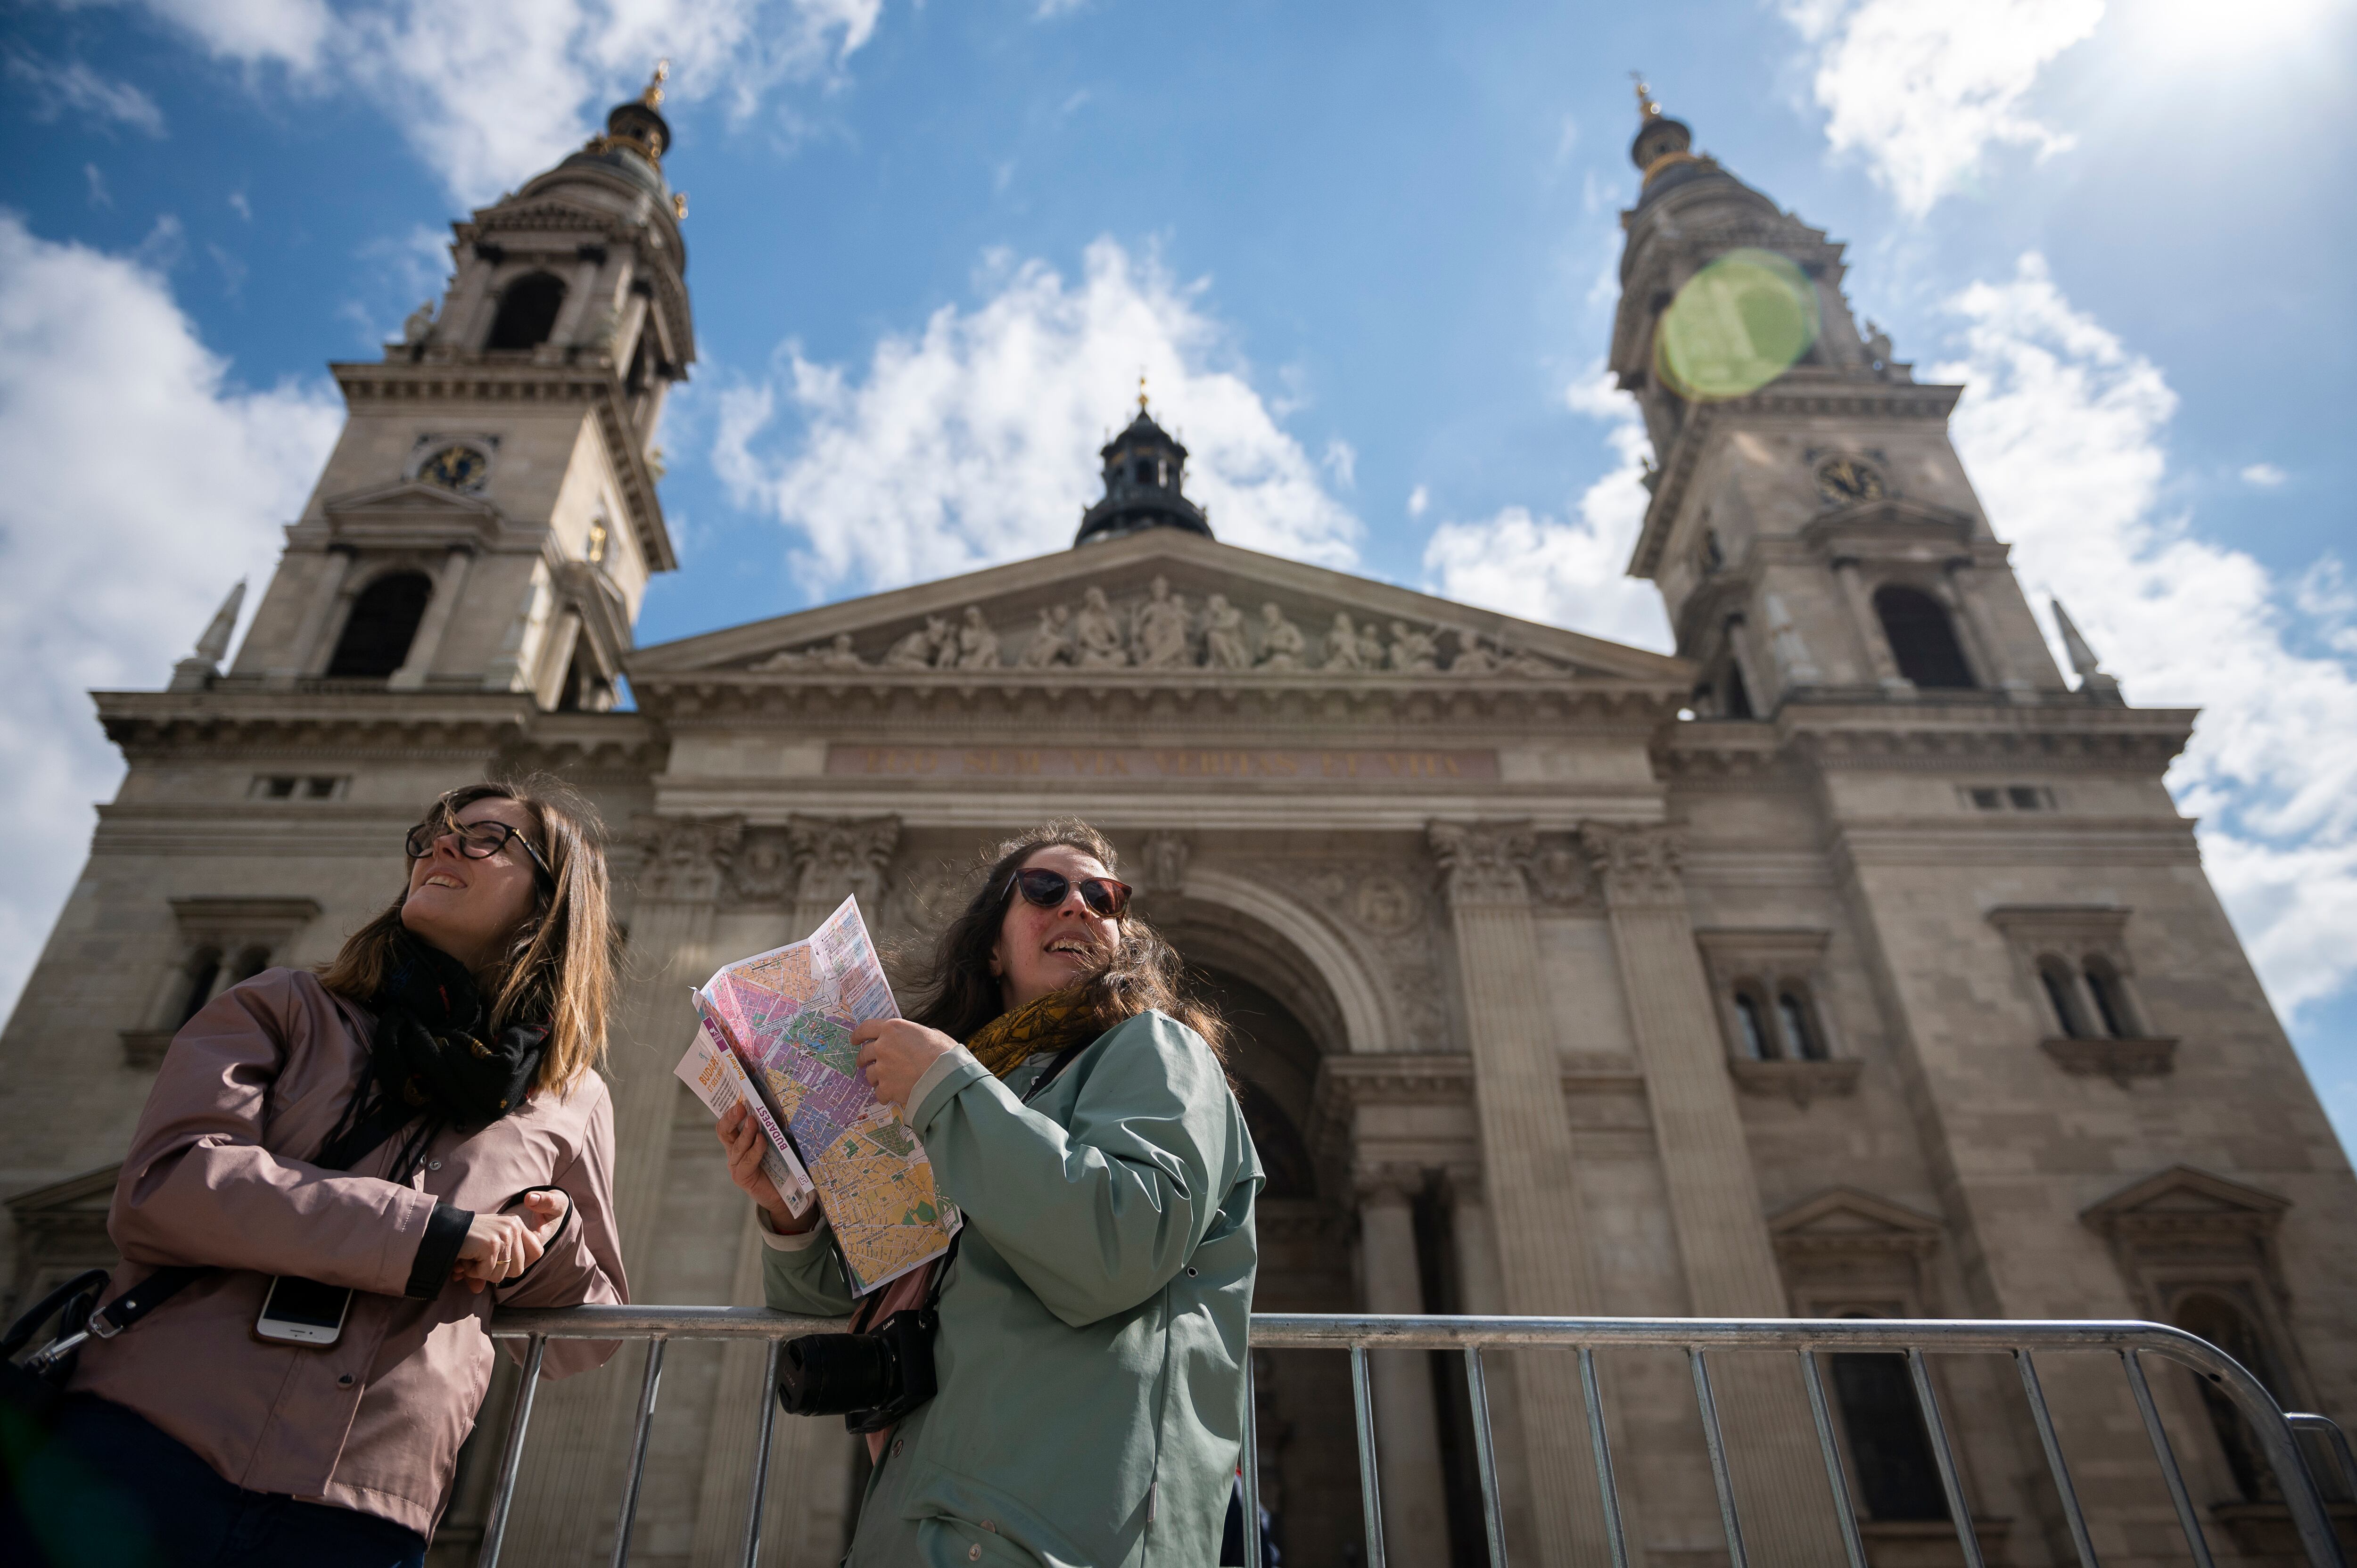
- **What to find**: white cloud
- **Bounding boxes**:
[2241,462,2288,489]
[1935,253,2357,1045]
[1407,484,1429,518]
[0,213,343,1017]
[105,0,880,201]
[6,52,168,136]
[1322,437,1357,490]
[1781,0,2104,216]
[1418,367,1673,650]
[714,238,1361,594]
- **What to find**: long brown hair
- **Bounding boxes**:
[907,819,1226,1056]
[319,776,614,1093]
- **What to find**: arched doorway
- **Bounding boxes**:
[1153,895,1367,1568]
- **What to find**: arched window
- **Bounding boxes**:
[486,271,567,351]
[326,571,433,679]
[2174,1294,2282,1502]
[1723,660,1754,718]
[1873,585,1976,689]
[175,946,223,1026]
[2083,959,2132,1038]
[1733,991,1772,1060]
[228,944,272,987]
[1778,991,1827,1060]
[1830,1316,1951,1521]
[2037,958,2086,1038]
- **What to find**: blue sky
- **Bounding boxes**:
[2,0,2353,1149]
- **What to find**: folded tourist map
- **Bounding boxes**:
[674,1020,817,1218]
[685,895,961,1295]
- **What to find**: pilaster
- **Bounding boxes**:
[508,813,742,1566]
[1427,820,1618,1567]
[1355,1165,1452,1565]
[1580,822,1847,1561]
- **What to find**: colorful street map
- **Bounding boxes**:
[694,896,959,1295]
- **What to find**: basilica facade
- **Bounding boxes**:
[2,80,2350,1568]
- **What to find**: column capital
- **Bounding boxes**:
[1579,821,1687,910]
[1427,820,1537,909]
[1353,1162,1426,1208]
[631,813,744,904]
[783,813,901,911]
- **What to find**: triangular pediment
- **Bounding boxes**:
[1800,494,1976,552]
[629,529,1689,690]
[1769,1187,1944,1256]
[2083,1165,2290,1233]
[323,480,502,521]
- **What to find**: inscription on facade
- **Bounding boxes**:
[828,745,1500,783]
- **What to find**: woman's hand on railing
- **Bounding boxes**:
[717,1103,818,1235]
[454,1210,547,1293]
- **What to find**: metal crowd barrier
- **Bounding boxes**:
[483,1307,2354,1568]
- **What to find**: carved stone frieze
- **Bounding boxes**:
[1140,831,1191,895]
[784,814,900,911]
[632,814,744,903]
[1580,822,1687,909]
[1525,832,1600,909]
[1300,862,1450,1049]
[741,575,1575,680]
[1427,820,1537,909]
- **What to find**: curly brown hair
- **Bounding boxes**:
[906,819,1225,1057]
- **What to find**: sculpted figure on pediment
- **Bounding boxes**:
[1324,611,1367,672]
[955,606,1002,669]
[1386,621,1438,673]
[1202,594,1250,670]
[1500,645,1559,678]
[1255,603,1306,670]
[884,617,947,669]
[1449,633,1499,675]
[1134,575,1194,669]
[1073,587,1129,667]
[814,632,866,671]
[1020,605,1074,668]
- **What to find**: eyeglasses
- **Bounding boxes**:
[1005,867,1132,919]
[405,816,556,887]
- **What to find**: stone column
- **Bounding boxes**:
[387,544,473,690]
[688,816,901,1567]
[1447,1168,1541,1566]
[1580,823,1847,1562]
[1355,1168,1452,1565]
[507,814,742,1567]
[1427,821,1616,1568]
[269,544,355,685]
[1831,557,1910,691]
[1943,560,2029,698]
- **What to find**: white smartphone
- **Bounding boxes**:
[254,1274,354,1347]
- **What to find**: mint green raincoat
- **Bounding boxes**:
[763,1009,1262,1568]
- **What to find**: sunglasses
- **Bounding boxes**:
[1005,867,1133,919]
[405,815,556,888]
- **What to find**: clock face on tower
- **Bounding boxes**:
[419,443,489,492]
[1815,455,1886,505]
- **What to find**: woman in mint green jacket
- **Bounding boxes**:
[714,820,1262,1568]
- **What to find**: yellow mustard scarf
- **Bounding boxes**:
[963,985,1105,1080]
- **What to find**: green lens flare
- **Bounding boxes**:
[1653,247,1821,402]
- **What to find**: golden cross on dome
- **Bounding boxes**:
[643,58,670,109]
[1631,71,1660,119]
[1137,372,1150,413]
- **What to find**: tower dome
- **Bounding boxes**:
[1073,385,1214,546]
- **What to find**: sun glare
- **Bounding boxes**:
[2115,0,2349,61]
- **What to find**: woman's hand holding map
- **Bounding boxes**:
[850,1018,958,1112]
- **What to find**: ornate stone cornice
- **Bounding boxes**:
[1427,820,1536,909]
[93,689,667,775]
[1580,822,1686,909]
[632,813,742,903]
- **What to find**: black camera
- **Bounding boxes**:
[777,1306,940,1433]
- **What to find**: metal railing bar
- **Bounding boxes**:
[2014,1349,2100,1568]
[1906,1347,1986,1568]
[608,1337,667,1568]
[1688,1348,1749,1568]
[1797,1350,1869,1568]
[2289,1412,2357,1502]
[1575,1346,1625,1568]
[1466,1348,1511,1568]
[740,1339,783,1568]
[1242,1354,1263,1568]
[1349,1345,1388,1568]
[474,1334,547,1568]
[2120,1349,2217,1568]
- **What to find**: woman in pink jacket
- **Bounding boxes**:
[31,778,629,1568]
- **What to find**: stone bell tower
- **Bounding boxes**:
[1612,83,2064,717]
[220,66,696,712]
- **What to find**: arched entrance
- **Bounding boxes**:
[1151,893,1369,1568]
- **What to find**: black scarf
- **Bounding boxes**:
[322,929,549,1182]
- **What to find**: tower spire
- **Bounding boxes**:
[169,580,246,691]
[2051,598,2122,701]
[1632,71,1660,119]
